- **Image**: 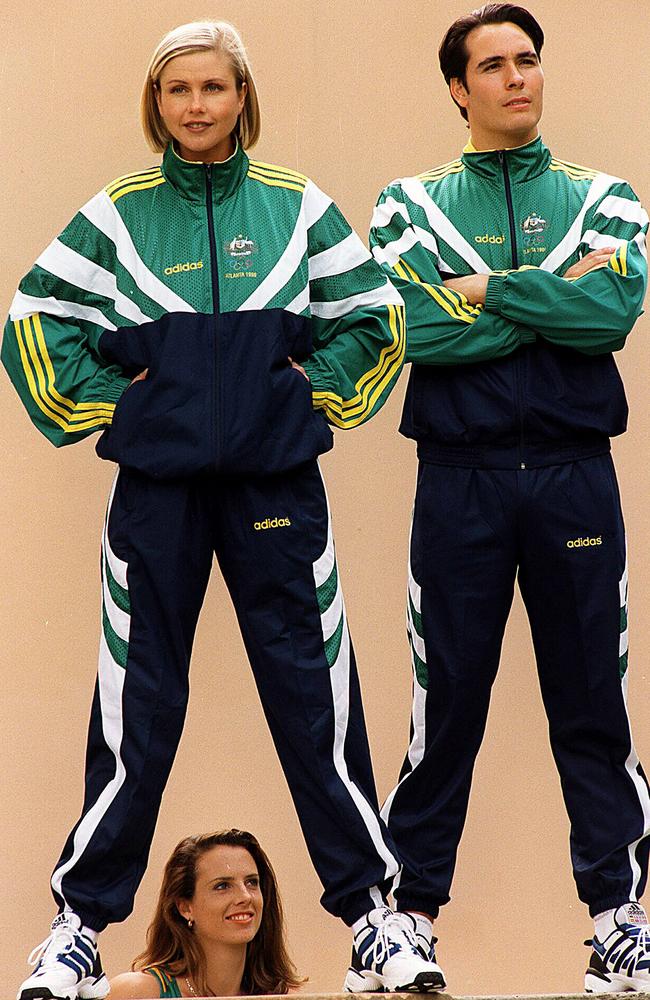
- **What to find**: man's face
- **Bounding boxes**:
[450,21,544,150]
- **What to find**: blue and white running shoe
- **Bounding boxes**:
[343,906,446,993]
[18,913,109,1000]
[585,902,650,993]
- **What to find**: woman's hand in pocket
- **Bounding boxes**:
[288,357,309,381]
[129,367,149,386]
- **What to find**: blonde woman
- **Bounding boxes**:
[5,18,445,1000]
[109,830,302,998]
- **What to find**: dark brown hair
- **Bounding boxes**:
[439,3,544,120]
[133,829,304,995]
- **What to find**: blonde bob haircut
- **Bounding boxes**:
[141,20,261,153]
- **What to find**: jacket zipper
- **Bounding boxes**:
[499,150,526,469]
[205,165,222,466]
[499,151,519,269]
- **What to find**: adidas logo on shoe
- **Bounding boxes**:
[585,902,650,994]
[343,907,446,993]
[18,913,109,1000]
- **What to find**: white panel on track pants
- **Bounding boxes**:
[52,461,399,930]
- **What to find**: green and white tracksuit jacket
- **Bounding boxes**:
[1,144,407,930]
[370,135,647,468]
[368,136,650,919]
[3,142,405,478]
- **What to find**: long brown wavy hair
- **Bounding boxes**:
[133,830,304,995]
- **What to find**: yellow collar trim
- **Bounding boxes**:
[171,137,239,166]
[463,134,540,154]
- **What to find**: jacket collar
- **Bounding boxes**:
[161,140,249,203]
[461,135,551,182]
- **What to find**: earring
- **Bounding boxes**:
[187,918,194,928]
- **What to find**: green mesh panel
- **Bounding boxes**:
[619,650,629,679]
[324,616,344,667]
[316,561,338,614]
[104,555,130,614]
[102,604,128,669]
[409,633,428,690]
[408,591,423,640]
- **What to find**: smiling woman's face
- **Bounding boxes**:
[450,21,544,150]
[177,844,263,948]
[156,49,246,163]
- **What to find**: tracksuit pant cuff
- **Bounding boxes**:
[59,907,107,935]
[588,895,638,918]
[339,890,390,927]
[396,897,441,920]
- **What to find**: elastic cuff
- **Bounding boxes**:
[339,888,391,927]
[588,895,636,918]
[395,896,442,920]
[484,274,506,313]
[104,375,132,403]
[60,907,107,935]
[301,359,334,395]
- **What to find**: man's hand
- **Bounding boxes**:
[563,247,616,279]
[443,274,489,304]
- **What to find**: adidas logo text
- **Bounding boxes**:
[164,260,203,275]
[474,234,505,244]
[254,517,291,530]
[567,536,602,548]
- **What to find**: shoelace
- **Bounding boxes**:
[617,924,650,974]
[584,924,650,955]
[28,926,77,969]
[631,924,650,954]
[368,911,418,967]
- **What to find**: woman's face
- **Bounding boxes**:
[156,49,246,163]
[178,845,263,948]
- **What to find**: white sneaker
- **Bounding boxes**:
[343,906,446,993]
[18,913,109,1000]
[585,902,650,993]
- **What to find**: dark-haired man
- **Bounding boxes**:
[365,2,649,992]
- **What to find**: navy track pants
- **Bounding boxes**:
[386,455,650,918]
[52,461,399,930]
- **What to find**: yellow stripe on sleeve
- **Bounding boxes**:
[418,161,464,183]
[247,169,305,193]
[396,258,480,324]
[340,303,405,412]
[437,284,482,319]
[14,320,72,431]
[403,261,481,322]
[32,315,114,415]
[311,303,405,428]
[247,160,308,184]
[22,318,80,423]
[106,168,162,196]
[110,175,166,203]
[549,159,597,181]
[15,316,116,434]
[609,252,621,275]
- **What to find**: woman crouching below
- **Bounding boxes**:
[110,830,303,997]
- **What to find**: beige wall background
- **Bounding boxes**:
[1,1,648,995]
